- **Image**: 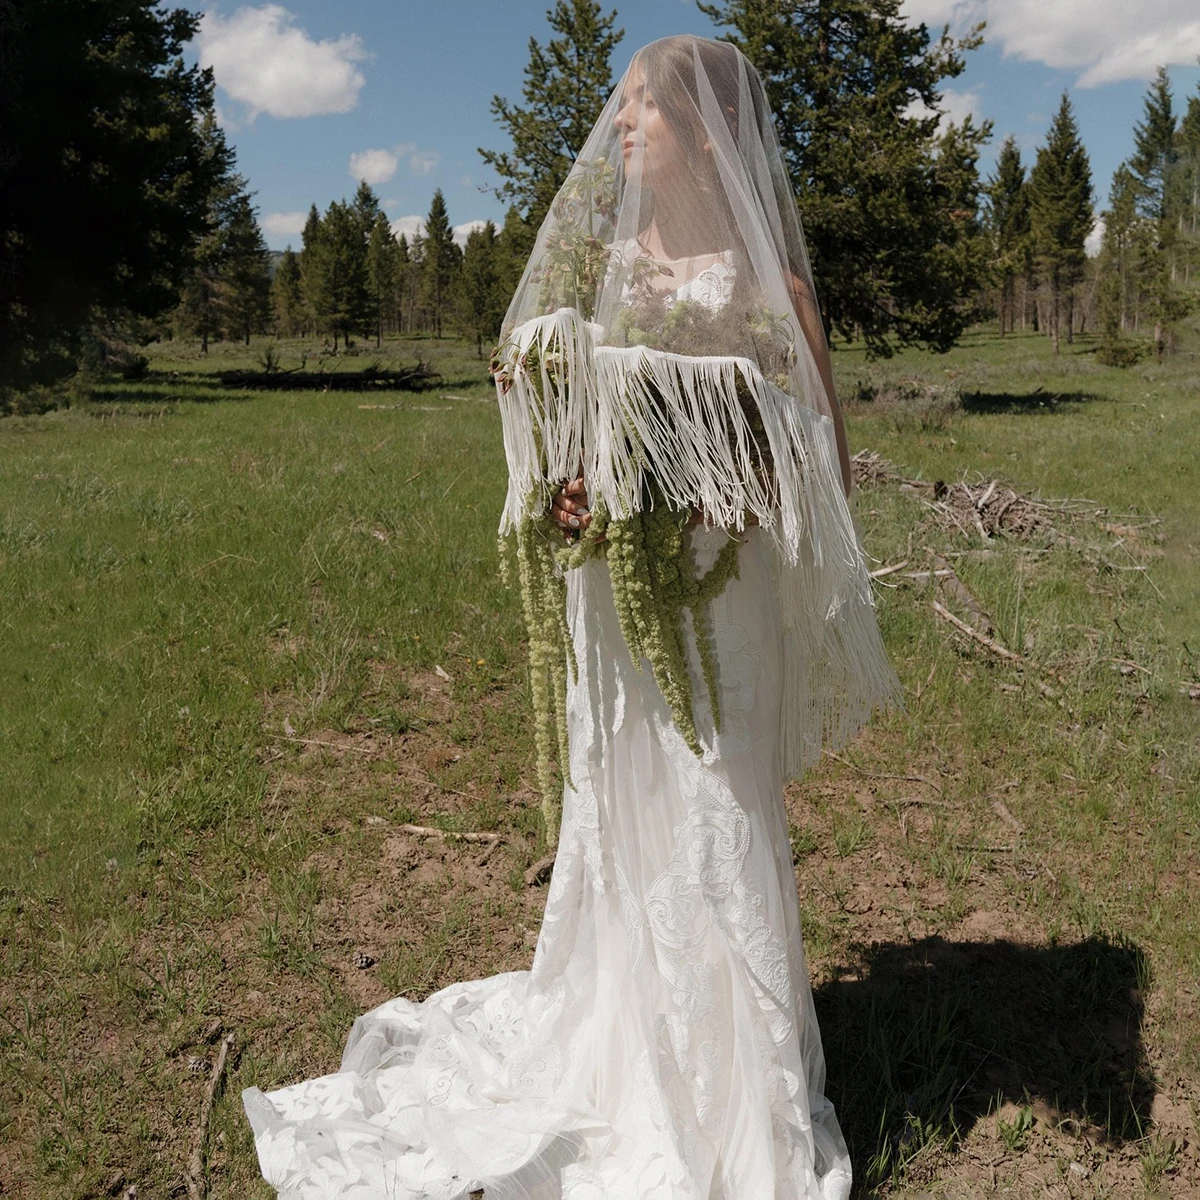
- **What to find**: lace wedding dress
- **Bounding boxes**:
[242,517,853,1199]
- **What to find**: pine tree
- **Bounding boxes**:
[1131,67,1177,223]
[300,204,331,341]
[272,247,305,337]
[701,0,992,356]
[421,190,460,339]
[406,232,427,332]
[479,0,623,227]
[1,0,229,398]
[395,234,413,332]
[1129,67,1185,354]
[173,113,243,353]
[1095,165,1151,362]
[1028,92,1094,353]
[1178,89,1200,286]
[457,221,505,356]
[495,206,534,312]
[366,213,401,346]
[320,200,372,349]
[353,181,386,339]
[220,191,271,345]
[985,136,1031,334]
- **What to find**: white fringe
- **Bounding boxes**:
[495,308,904,781]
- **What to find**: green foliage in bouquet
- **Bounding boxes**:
[500,484,742,845]
[534,157,618,318]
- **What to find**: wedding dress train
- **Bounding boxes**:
[242,522,853,1199]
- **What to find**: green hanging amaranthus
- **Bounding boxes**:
[499,481,743,845]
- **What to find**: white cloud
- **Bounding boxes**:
[904,86,984,133]
[349,148,399,185]
[213,102,240,133]
[390,215,426,242]
[409,150,440,176]
[196,5,367,119]
[1073,23,1200,87]
[387,217,490,248]
[900,0,980,29]
[1085,216,1105,258]
[453,219,488,248]
[901,0,1200,86]
[263,211,309,237]
[939,87,983,126]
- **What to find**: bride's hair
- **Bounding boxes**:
[631,36,741,254]
[630,36,809,303]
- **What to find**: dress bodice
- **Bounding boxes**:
[607,236,736,316]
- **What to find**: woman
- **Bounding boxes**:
[243,35,901,1199]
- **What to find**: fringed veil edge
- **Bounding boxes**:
[494,308,903,781]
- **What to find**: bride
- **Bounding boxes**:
[242,34,901,1199]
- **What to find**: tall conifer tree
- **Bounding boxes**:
[173,113,245,353]
[366,213,401,346]
[1178,88,1200,285]
[1128,67,1185,353]
[272,247,305,337]
[1130,67,1177,222]
[320,200,372,349]
[480,0,624,227]
[1100,166,1144,335]
[300,204,331,340]
[1,0,229,398]
[701,0,991,355]
[421,190,459,339]
[220,191,271,345]
[985,136,1031,334]
[395,234,413,332]
[458,221,505,356]
[1028,92,1093,353]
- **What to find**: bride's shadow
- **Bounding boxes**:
[813,935,1153,1184]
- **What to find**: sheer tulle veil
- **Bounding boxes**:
[493,34,903,782]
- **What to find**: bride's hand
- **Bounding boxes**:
[551,476,605,542]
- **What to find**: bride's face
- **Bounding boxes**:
[613,61,693,190]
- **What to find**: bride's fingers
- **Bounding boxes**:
[552,493,590,528]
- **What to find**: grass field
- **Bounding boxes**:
[1,324,1197,1198]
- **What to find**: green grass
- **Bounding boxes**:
[0,325,1197,1197]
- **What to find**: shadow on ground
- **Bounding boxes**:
[961,389,1098,415]
[815,935,1152,1182]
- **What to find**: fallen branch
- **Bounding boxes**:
[525,855,555,887]
[824,750,943,794]
[932,600,1027,666]
[991,799,1025,835]
[186,1032,234,1200]
[397,823,503,845]
[274,734,372,755]
[932,552,995,635]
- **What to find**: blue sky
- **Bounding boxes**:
[186,0,1200,253]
